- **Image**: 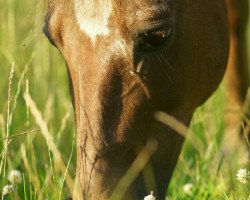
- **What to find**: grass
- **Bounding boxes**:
[0,0,250,199]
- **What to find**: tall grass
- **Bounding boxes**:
[0,0,249,199]
[0,0,75,199]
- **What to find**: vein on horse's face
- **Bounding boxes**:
[74,0,113,43]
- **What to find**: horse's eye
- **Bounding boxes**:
[137,27,173,51]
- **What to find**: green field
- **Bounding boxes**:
[0,0,250,199]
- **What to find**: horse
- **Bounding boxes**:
[43,0,248,199]
[225,0,249,134]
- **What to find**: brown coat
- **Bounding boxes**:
[44,0,232,199]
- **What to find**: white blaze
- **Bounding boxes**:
[74,0,112,43]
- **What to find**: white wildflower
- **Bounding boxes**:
[8,169,22,184]
[183,183,194,195]
[144,191,156,200]
[2,185,14,196]
[236,168,250,184]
